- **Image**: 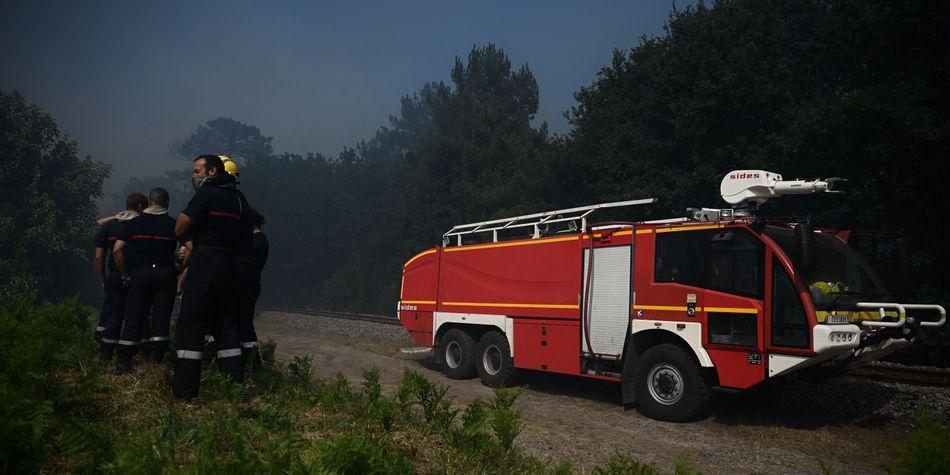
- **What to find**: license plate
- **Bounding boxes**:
[827,314,850,324]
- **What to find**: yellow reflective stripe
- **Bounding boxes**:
[442,301,579,310]
[655,224,721,233]
[401,300,436,305]
[633,305,757,314]
[704,307,758,314]
[635,229,653,235]
[399,274,405,299]
[634,305,687,312]
[593,230,633,238]
[444,235,579,253]
[403,249,437,268]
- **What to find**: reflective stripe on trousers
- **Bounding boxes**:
[148,336,169,342]
[176,349,204,360]
[217,348,242,359]
[118,339,139,346]
[95,326,106,332]
[241,341,258,349]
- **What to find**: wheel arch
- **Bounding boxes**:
[433,312,513,355]
[621,325,719,404]
[435,323,495,347]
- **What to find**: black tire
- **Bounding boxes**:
[475,331,517,387]
[634,343,710,422]
[437,328,477,379]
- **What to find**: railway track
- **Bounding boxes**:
[846,364,950,387]
[258,305,950,387]
[258,305,401,326]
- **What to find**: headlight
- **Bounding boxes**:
[829,332,855,343]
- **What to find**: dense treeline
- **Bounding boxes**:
[0,90,110,300]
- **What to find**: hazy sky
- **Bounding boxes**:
[1,1,679,198]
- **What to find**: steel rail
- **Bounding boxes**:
[846,364,950,387]
[258,305,401,326]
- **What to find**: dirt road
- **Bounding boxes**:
[256,310,947,474]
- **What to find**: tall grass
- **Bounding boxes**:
[5,292,944,474]
[0,292,553,473]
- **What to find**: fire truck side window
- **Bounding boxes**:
[771,257,810,348]
[654,231,706,287]
[655,229,762,298]
[707,231,763,298]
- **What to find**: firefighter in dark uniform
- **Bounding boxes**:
[237,208,269,368]
[112,188,180,374]
[201,156,241,363]
[172,154,252,398]
[94,192,147,362]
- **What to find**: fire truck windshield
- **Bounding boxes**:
[764,227,890,310]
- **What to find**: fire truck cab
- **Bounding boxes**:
[397,170,946,422]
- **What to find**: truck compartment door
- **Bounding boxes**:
[581,245,632,357]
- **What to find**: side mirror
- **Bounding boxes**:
[795,223,816,271]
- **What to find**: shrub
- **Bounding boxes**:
[0,293,101,473]
[593,453,661,475]
[312,434,413,474]
[886,411,950,474]
[396,369,457,432]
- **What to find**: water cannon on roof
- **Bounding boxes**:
[720,170,845,208]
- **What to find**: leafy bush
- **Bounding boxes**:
[593,453,661,475]
[0,292,674,474]
[886,411,950,474]
[312,435,413,474]
[0,292,101,473]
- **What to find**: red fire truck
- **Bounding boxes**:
[396,170,946,421]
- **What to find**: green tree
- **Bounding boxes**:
[112,117,276,215]
[0,90,110,297]
[312,45,553,312]
[171,117,274,164]
[402,44,552,246]
[561,0,950,362]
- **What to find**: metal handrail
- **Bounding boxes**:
[902,304,947,327]
[857,302,907,328]
[443,198,656,242]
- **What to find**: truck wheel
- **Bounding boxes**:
[634,344,710,422]
[476,331,517,387]
[437,328,477,379]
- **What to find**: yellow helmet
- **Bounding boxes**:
[219,155,240,183]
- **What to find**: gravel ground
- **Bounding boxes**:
[260,311,414,344]
[260,310,950,426]
[257,310,950,473]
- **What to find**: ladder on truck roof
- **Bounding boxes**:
[443,198,657,246]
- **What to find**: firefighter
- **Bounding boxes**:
[172,154,252,399]
[111,188,180,373]
[202,156,239,363]
[94,192,147,362]
[237,208,269,368]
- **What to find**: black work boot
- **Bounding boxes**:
[202,337,217,370]
[147,350,165,365]
[99,347,114,363]
[114,353,134,375]
[244,348,262,372]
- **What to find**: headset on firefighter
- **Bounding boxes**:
[219,155,240,184]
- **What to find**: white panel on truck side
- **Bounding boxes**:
[582,245,631,357]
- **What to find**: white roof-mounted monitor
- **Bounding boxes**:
[720,170,844,207]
